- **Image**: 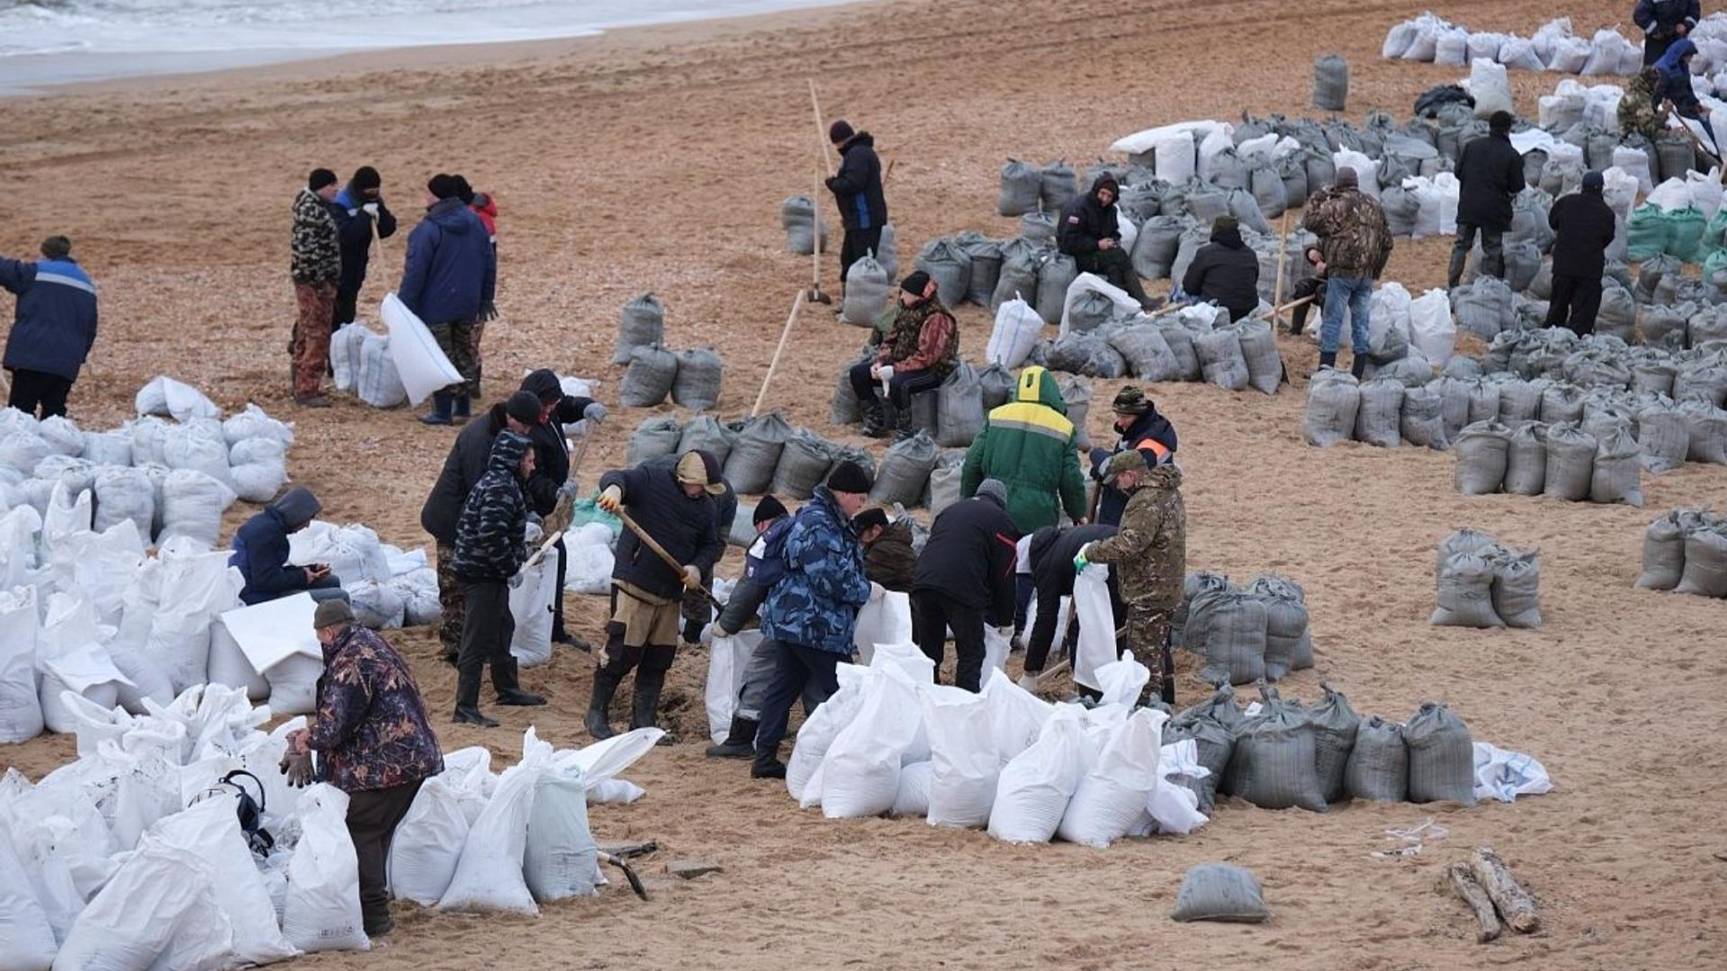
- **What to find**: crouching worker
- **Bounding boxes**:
[855,506,916,593]
[232,486,348,606]
[280,598,441,939]
[706,496,794,759]
[848,271,958,440]
[911,479,1020,693]
[751,462,875,779]
[590,450,727,742]
[1286,248,1328,336]
[1058,173,1160,311]
[1021,523,1122,691]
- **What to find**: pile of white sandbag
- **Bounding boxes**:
[1383,14,1641,77]
[285,520,439,630]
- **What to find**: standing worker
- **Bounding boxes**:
[848,271,959,439]
[705,496,794,760]
[1058,173,1160,311]
[1301,168,1393,377]
[450,176,498,397]
[1020,523,1121,690]
[401,173,496,427]
[1180,215,1261,321]
[1,235,97,419]
[1071,451,1186,703]
[1448,111,1525,290]
[960,365,1087,534]
[910,479,1020,692]
[1635,0,1700,66]
[330,166,397,330]
[279,598,442,939]
[825,120,888,304]
[1545,171,1618,336]
[589,450,728,741]
[290,168,342,407]
[1089,387,1178,528]
[750,461,875,779]
[517,369,605,649]
[449,430,547,727]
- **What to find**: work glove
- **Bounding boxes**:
[1073,542,1093,574]
[597,485,623,513]
[1089,447,1111,480]
[480,300,498,323]
[279,750,315,788]
[362,202,380,217]
[681,565,703,590]
[583,401,608,422]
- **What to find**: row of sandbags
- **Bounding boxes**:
[1030,302,1285,396]
[996,159,1084,217]
[1383,14,1641,77]
[1636,508,1727,597]
[1481,327,1727,401]
[1432,528,1542,629]
[283,519,440,632]
[1173,572,1316,687]
[330,321,416,408]
[618,344,723,410]
[627,411,877,500]
[1454,419,1645,505]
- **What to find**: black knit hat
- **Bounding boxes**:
[309,168,338,191]
[450,174,475,205]
[852,507,889,533]
[829,120,855,145]
[427,173,461,199]
[753,495,789,526]
[900,270,932,295]
[1489,110,1514,134]
[505,390,542,424]
[351,166,381,191]
[827,460,873,495]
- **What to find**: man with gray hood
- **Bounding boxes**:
[231,486,348,606]
[911,478,1020,692]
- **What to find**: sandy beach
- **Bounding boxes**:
[3,0,1725,967]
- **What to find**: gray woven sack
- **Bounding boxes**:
[1304,369,1360,447]
[1035,252,1078,326]
[1229,687,1327,812]
[998,159,1042,216]
[1046,332,1127,379]
[1235,320,1282,395]
[1068,290,1117,334]
[935,363,986,448]
[1196,330,1250,392]
[1400,384,1450,450]
[1502,421,1548,495]
[723,411,795,495]
[1635,510,1693,590]
[1404,703,1476,805]
[619,344,678,407]
[1353,377,1405,448]
[1488,547,1542,628]
[781,195,827,255]
[1245,574,1308,682]
[978,363,1015,410]
[842,256,891,326]
[1108,324,1179,382]
[1453,421,1509,495]
[1171,863,1269,923]
[1039,161,1078,213]
[1177,573,1236,655]
[1157,321,1202,380]
[1309,684,1361,804]
[627,415,683,467]
[1542,421,1596,501]
[916,238,973,309]
[1060,376,1093,449]
[1345,715,1408,802]
[1675,525,1727,597]
[671,347,723,411]
[1431,548,1505,628]
[677,414,738,466]
[1590,426,1644,506]
[990,246,1041,314]
[1132,215,1187,279]
[613,293,665,365]
[1199,592,1267,686]
[1162,715,1233,809]
[770,429,837,501]
[1679,399,1727,464]
[869,430,939,507]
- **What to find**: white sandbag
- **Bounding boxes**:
[206,619,270,701]
[229,438,288,504]
[149,545,244,693]
[134,375,220,422]
[37,594,131,736]
[986,297,1046,369]
[890,760,933,818]
[851,587,913,665]
[523,768,598,902]
[706,631,759,744]
[1056,707,1167,848]
[1468,60,1514,118]
[51,836,228,971]
[388,775,470,907]
[330,323,369,392]
[507,552,557,667]
[0,588,42,744]
[381,291,464,407]
[155,795,300,966]
[159,469,237,549]
[821,670,922,819]
[439,728,551,915]
[93,466,155,541]
[1408,288,1456,366]
[355,329,406,408]
[987,704,1093,844]
[1333,148,1380,200]
[1072,563,1116,692]
[920,686,999,828]
[0,826,57,971]
[282,784,369,953]
[785,679,865,803]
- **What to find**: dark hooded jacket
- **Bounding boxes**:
[1635,0,1701,40]
[912,490,1020,625]
[231,486,323,605]
[399,197,496,325]
[1056,174,1122,258]
[826,132,888,232]
[599,459,726,600]
[865,519,917,593]
[451,431,531,581]
[420,403,515,546]
[330,184,397,297]
[1455,131,1527,230]
[760,486,872,656]
[1549,186,1618,280]
[1655,39,1704,117]
[1181,223,1260,321]
[1091,407,1179,527]
[518,369,597,516]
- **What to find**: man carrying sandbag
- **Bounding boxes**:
[329,166,397,330]
[401,173,496,427]
[751,461,875,779]
[517,369,606,649]
[289,168,342,407]
[1180,216,1261,322]
[0,235,98,419]
[1057,173,1159,311]
[420,389,544,664]
[825,119,888,305]
[848,271,958,440]
[911,479,1020,693]
[450,430,547,727]
[1301,168,1392,377]
[1448,111,1524,291]
[280,598,442,940]
[231,486,349,606]
[1089,386,1178,528]
[1072,451,1185,703]
[959,365,1087,534]
[1020,522,1121,690]
[706,496,794,759]
[590,450,728,740]
[1546,171,1617,336]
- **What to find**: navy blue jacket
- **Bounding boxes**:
[231,507,315,605]
[599,462,726,600]
[1,257,98,382]
[760,487,871,655]
[330,185,397,296]
[1635,0,1701,39]
[399,198,496,325]
[826,132,888,232]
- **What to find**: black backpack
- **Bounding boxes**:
[211,769,275,857]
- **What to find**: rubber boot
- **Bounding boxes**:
[494,657,546,706]
[420,391,453,426]
[631,667,675,745]
[861,399,890,438]
[1318,351,1337,370]
[891,401,917,442]
[705,715,758,759]
[452,705,498,727]
[1350,355,1368,379]
[584,668,622,740]
[452,663,498,726]
[451,394,471,424]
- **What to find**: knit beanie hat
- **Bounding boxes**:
[827,460,874,494]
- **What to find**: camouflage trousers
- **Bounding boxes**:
[469,321,486,399]
[427,318,479,397]
[291,281,336,399]
[436,543,465,660]
[1125,602,1174,701]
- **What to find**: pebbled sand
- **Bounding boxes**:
[3,0,1725,968]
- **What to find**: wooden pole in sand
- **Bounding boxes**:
[1272,209,1290,328]
[752,289,807,419]
[809,81,833,303]
[1470,847,1540,934]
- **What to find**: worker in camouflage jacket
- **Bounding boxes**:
[1300,168,1393,377]
[1072,450,1186,702]
[1619,67,1666,142]
[289,168,342,405]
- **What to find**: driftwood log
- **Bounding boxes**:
[1470,846,1540,934]
[1444,863,1503,943]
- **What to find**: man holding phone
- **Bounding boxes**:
[230,486,350,606]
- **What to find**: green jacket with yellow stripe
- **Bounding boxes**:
[960,366,1087,533]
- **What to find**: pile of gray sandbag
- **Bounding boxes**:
[625,411,880,504]
[1171,571,1316,687]
[1635,507,1727,598]
[619,344,724,409]
[1034,305,1284,395]
[996,159,1079,217]
[1454,413,1644,506]
[1431,528,1543,629]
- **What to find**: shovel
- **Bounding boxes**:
[807,79,834,305]
[616,508,724,610]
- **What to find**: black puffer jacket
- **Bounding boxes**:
[641,452,738,544]
[518,369,596,516]
[451,431,531,582]
[1182,223,1260,321]
[912,492,1020,624]
[1548,190,1618,280]
[1056,174,1122,258]
[420,405,511,545]
[1455,132,1526,231]
[599,461,726,599]
[827,132,888,232]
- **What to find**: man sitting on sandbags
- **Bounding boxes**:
[848,271,958,440]
[1057,173,1159,311]
[231,486,349,606]
[1180,216,1261,322]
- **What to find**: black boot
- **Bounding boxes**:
[861,399,890,438]
[493,657,546,706]
[452,705,498,727]
[631,667,675,745]
[1318,351,1337,370]
[451,394,471,424]
[420,391,453,426]
[751,757,787,779]
[585,668,622,740]
[891,401,917,442]
[1350,355,1368,379]
[705,715,758,759]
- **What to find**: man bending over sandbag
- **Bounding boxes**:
[911,479,1020,693]
[1020,523,1121,693]
[848,271,958,440]
[231,486,349,606]
[1058,173,1160,311]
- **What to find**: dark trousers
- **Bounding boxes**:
[551,538,569,639]
[1288,276,1327,335]
[752,639,841,767]
[345,779,422,934]
[911,590,987,692]
[1645,33,1678,67]
[7,368,73,419]
[1024,574,1123,673]
[1076,246,1155,308]
[1546,271,1602,336]
[848,359,941,410]
[1449,222,1505,288]
[1012,574,1035,635]
[840,226,884,286]
[456,578,519,707]
[334,285,359,329]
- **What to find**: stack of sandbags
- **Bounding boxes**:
[1636,508,1727,597]
[1431,528,1543,629]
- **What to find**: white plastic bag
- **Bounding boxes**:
[985,297,1046,369]
[149,546,244,693]
[37,593,131,736]
[821,670,922,819]
[134,375,220,422]
[1056,707,1167,848]
[508,552,558,667]
[705,631,759,744]
[1472,741,1554,803]
[380,292,464,406]
[981,666,1053,761]
[0,826,57,971]
[1072,564,1116,693]
[1149,738,1211,835]
[0,587,43,743]
[386,775,470,906]
[282,784,370,953]
[987,705,1093,844]
[851,587,913,665]
[52,836,230,971]
[785,680,865,803]
[438,729,551,915]
[920,686,998,828]
[1408,288,1457,366]
[890,760,933,817]
[206,619,270,701]
[523,768,598,902]
[982,624,1012,679]
[1468,59,1514,118]
[1095,651,1151,707]
[156,795,300,966]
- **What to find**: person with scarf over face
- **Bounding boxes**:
[1058,173,1159,311]
[329,166,397,329]
[1181,216,1261,321]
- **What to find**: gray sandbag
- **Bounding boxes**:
[916,238,973,309]
[1108,324,1179,382]
[1437,527,1498,572]
[1635,254,1684,304]
[677,414,738,467]
[926,463,963,516]
[935,363,985,448]
[1309,684,1360,804]
[1157,320,1202,381]
[869,430,939,507]
[1502,421,1548,495]
[1059,375,1093,449]
[1045,332,1127,379]
[1039,160,1078,213]
[1676,525,1727,597]
[1248,163,1288,221]
[1596,282,1637,343]
[1225,187,1272,236]
[1496,378,1541,423]
[1636,510,1694,590]
[877,223,899,281]
[1635,401,1690,472]
[978,363,1016,410]
[1235,320,1282,395]
[1675,361,1727,408]
[723,411,795,495]
[1452,277,1514,338]
[1171,863,1269,923]
[619,344,678,407]
[1436,377,1475,439]
[1404,703,1476,805]
[1400,384,1450,450]
[1067,290,1117,334]
[1227,687,1326,812]
[1199,591,1267,686]
[1488,546,1542,628]
[1279,152,1311,209]
[770,428,837,501]
[1195,330,1250,392]
[1178,572,1236,656]
[1162,715,1231,810]
[1353,377,1405,448]
[831,444,876,483]
[1539,382,1586,424]
[1655,130,1696,183]
[1380,184,1420,236]
[1542,421,1596,501]
[1590,426,1644,506]
[671,347,723,411]
[1345,716,1408,802]
[1313,54,1348,111]
[1169,224,1212,285]
[1454,421,1510,495]
[613,293,665,365]
[627,415,683,467]
[961,237,1003,307]
[1633,360,1678,397]
[830,352,868,425]
[1020,211,1058,246]
[1431,548,1505,628]
[998,159,1042,217]
[1035,252,1078,326]
[1245,574,1311,675]
[990,242,1041,313]
[1691,306,1727,347]
[1679,398,1727,464]
[1304,368,1359,447]
[781,195,827,255]
[842,256,891,326]
[1132,215,1186,279]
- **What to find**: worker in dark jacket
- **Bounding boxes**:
[706,496,796,760]
[1020,523,1121,685]
[1654,39,1712,129]
[590,450,727,740]
[420,390,542,664]
[1286,247,1328,336]
[1546,172,1619,336]
[449,430,544,727]
[1089,386,1178,527]
[231,487,348,606]
[911,479,1020,692]
[826,120,889,298]
[1057,173,1158,311]
[856,507,916,593]
[1448,111,1526,289]
[330,166,397,329]
[517,369,605,647]
[1636,0,1701,66]
[632,449,737,646]
[1181,216,1261,321]
[402,173,497,427]
[1,236,97,419]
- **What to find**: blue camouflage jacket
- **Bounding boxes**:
[759,487,871,655]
